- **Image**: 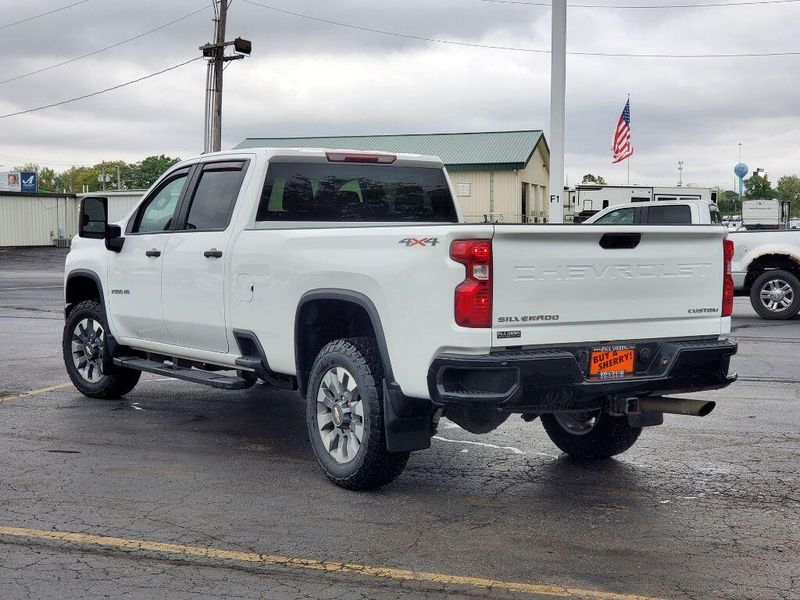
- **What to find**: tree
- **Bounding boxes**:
[775,175,800,218]
[127,155,180,189]
[581,173,607,185]
[776,175,800,202]
[716,189,738,216]
[38,167,58,192]
[744,175,773,199]
[5,154,181,193]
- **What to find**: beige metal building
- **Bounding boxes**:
[235,130,550,223]
[0,190,145,247]
[0,191,77,247]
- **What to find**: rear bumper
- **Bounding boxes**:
[427,338,737,412]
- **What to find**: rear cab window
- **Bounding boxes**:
[256,162,458,223]
[646,205,692,224]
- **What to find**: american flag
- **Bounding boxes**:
[612,98,633,164]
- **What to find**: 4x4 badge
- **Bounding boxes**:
[398,238,439,247]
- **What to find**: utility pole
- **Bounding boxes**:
[548,0,567,224]
[212,0,227,153]
[201,1,252,153]
[677,160,683,187]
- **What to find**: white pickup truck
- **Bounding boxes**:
[586,200,800,320]
[64,148,737,489]
[729,230,800,319]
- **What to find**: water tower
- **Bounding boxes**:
[734,162,748,204]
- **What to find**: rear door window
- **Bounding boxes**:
[180,161,247,231]
[256,162,458,222]
[647,205,692,224]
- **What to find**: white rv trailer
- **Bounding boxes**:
[574,184,716,215]
[741,198,783,229]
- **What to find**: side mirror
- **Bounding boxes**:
[105,225,124,253]
[79,197,108,239]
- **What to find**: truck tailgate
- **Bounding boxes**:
[491,225,727,347]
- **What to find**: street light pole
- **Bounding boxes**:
[548,0,566,224]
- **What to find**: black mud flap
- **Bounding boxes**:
[382,381,433,453]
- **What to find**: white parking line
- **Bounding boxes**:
[432,435,557,458]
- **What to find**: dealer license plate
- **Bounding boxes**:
[589,345,635,379]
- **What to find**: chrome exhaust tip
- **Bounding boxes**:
[638,397,716,417]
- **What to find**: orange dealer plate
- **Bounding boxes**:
[589,345,635,379]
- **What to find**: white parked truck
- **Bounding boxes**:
[583,199,721,225]
[729,230,800,319]
[585,199,800,320]
[64,149,738,489]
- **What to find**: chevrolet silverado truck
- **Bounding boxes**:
[64,148,737,490]
[585,199,800,320]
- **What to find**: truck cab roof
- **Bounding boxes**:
[175,147,446,170]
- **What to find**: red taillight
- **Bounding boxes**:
[722,238,734,317]
[451,239,492,328]
[325,152,396,164]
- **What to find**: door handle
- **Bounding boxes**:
[204,248,223,258]
[145,249,161,258]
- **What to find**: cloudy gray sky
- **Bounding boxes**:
[1,0,798,188]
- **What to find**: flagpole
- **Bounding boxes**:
[627,93,630,185]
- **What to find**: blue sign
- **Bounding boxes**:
[20,172,37,193]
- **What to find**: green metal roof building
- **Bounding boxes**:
[234,130,551,223]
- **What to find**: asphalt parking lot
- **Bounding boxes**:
[1,247,798,600]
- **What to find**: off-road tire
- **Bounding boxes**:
[306,337,409,490]
[63,299,141,399]
[749,269,800,320]
[541,412,642,460]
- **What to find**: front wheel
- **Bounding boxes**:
[749,269,800,320]
[541,411,642,459]
[63,299,141,399]
[306,337,409,490]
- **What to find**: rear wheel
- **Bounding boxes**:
[541,410,642,459]
[306,337,409,490]
[749,269,800,320]
[63,300,140,399]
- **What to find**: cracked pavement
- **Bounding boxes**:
[0,248,798,599]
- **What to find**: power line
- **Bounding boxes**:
[0,57,202,120]
[241,0,800,58]
[239,0,551,52]
[479,0,800,7]
[0,0,91,31]
[0,152,102,166]
[0,7,210,86]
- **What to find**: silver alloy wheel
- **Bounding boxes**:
[71,318,105,383]
[759,278,795,313]
[316,366,364,464]
[554,410,600,436]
